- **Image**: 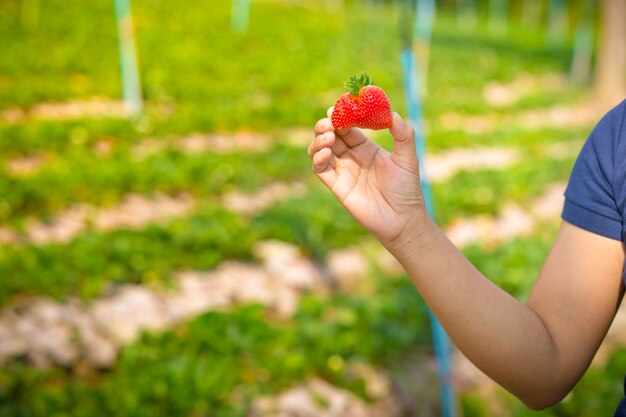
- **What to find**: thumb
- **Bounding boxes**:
[389,112,419,169]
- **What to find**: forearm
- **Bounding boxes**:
[384,216,572,409]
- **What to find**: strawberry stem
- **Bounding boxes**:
[345,71,374,96]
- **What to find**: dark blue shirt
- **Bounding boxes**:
[562,100,626,248]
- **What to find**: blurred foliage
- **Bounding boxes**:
[0,278,430,417]
[0,143,310,224]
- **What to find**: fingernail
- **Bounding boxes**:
[393,112,405,127]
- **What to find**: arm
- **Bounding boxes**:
[308,111,625,409]
[391,217,624,409]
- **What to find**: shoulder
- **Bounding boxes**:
[577,100,626,184]
[587,99,626,152]
[562,99,626,242]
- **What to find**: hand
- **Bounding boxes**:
[307,109,428,247]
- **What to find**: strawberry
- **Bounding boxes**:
[331,72,393,130]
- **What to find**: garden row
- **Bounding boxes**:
[0,146,579,307]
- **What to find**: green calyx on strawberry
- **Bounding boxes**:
[331,71,393,130]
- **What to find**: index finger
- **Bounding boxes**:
[315,117,334,136]
[335,126,368,149]
[326,106,368,149]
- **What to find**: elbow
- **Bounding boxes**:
[503,361,577,410]
[523,397,563,411]
[518,384,571,411]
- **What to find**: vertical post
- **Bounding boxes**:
[521,0,542,29]
[595,0,626,101]
[488,0,509,35]
[546,0,568,46]
[570,0,593,84]
[413,0,435,96]
[231,0,251,33]
[114,0,143,115]
[401,3,456,416]
[457,0,477,30]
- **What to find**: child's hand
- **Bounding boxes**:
[308,108,428,248]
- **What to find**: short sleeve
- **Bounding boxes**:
[561,103,626,241]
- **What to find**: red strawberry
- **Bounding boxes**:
[331,72,393,130]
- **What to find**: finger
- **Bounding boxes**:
[308,131,335,159]
[335,126,369,149]
[308,130,351,160]
[389,113,419,169]
[328,105,368,151]
[312,147,332,173]
[330,135,349,157]
[315,117,334,136]
[327,106,334,119]
[312,148,338,189]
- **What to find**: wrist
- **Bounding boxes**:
[381,210,436,261]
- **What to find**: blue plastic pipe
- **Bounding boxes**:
[114,0,142,115]
[414,0,435,44]
[400,3,456,414]
[401,47,457,417]
[413,0,435,94]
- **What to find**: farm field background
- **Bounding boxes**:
[1,0,625,415]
